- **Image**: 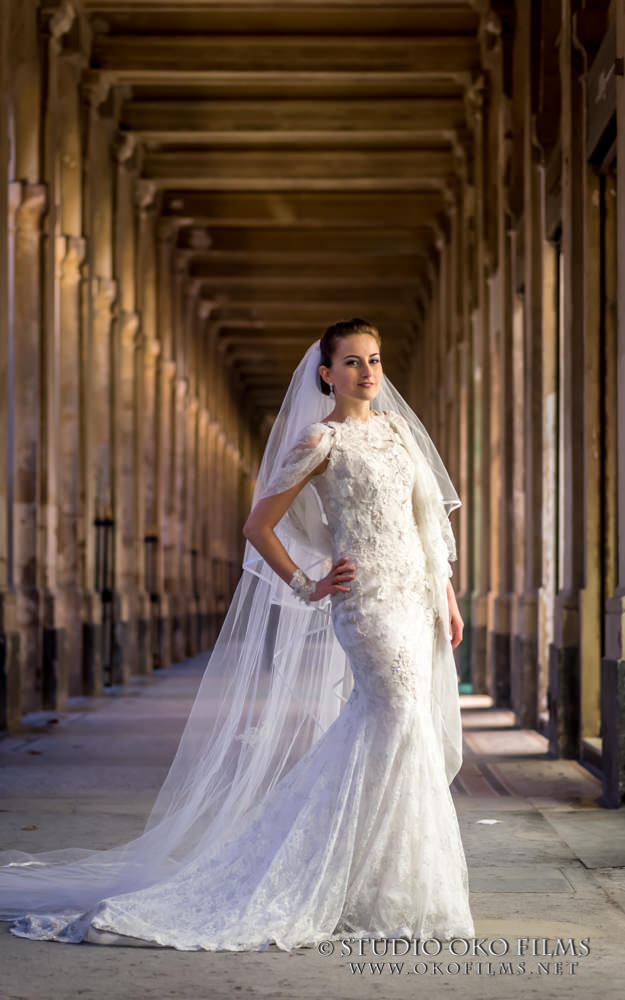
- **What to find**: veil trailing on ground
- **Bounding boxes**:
[0,339,462,926]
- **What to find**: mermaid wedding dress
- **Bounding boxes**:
[4,409,474,949]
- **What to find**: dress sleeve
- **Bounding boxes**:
[387,408,458,569]
[255,422,334,502]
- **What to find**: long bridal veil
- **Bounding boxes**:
[0,338,462,924]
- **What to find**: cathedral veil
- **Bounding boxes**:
[0,338,463,926]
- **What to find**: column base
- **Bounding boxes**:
[599,657,625,808]
[547,640,580,758]
[510,590,539,729]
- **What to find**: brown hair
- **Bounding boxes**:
[317,318,382,395]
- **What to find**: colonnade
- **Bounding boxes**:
[410,1,625,804]
[0,4,260,727]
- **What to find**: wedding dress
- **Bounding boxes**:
[3,409,475,949]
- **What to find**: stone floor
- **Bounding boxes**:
[1,652,624,1000]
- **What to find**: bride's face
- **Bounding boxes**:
[320,333,383,402]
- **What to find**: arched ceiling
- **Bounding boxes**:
[83,0,482,423]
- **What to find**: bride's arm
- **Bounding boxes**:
[243,469,323,587]
[446,577,464,650]
[243,467,355,600]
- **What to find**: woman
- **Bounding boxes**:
[0,319,475,949]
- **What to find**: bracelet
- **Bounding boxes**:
[288,567,316,605]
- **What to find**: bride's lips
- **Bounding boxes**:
[359,382,374,387]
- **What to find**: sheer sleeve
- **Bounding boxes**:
[255,422,335,502]
[387,408,458,574]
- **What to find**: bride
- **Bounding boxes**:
[0,318,475,949]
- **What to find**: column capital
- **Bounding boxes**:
[176,375,189,402]
[173,248,192,275]
[135,178,158,213]
[156,216,192,245]
[82,70,112,112]
[119,310,140,345]
[465,74,485,123]
[46,0,76,42]
[146,337,162,359]
[478,11,503,72]
[113,130,137,166]
[11,183,47,234]
[92,275,117,315]
[197,299,214,321]
[160,358,177,381]
[57,234,87,285]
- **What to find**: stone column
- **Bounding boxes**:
[0,8,16,730]
[111,131,141,684]
[169,373,188,662]
[154,219,178,668]
[466,74,490,696]
[602,0,625,805]
[549,3,586,757]
[51,235,86,705]
[185,395,200,654]
[114,309,140,684]
[134,179,158,674]
[156,356,176,671]
[511,16,545,728]
[197,407,210,649]
[11,182,47,715]
[453,146,475,687]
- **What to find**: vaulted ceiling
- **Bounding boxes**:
[83,0,482,421]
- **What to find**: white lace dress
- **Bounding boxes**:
[8,411,475,949]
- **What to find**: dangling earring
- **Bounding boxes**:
[329,383,335,394]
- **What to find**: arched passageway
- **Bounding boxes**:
[0,0,624,807]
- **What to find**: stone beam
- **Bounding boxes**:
[139,149,454,192]
[92,35,479,78]
[187,256,428,286]
[161,191,445,227]
[176,226,435,256]
[121,97,467,138]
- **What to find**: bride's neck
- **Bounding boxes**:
[324,399,373,422]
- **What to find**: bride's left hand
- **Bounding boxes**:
[446,580,464,650]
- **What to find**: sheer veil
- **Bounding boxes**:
[0,338,463,924]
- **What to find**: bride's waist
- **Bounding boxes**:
[330,538,427,567]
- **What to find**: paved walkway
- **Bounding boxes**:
[1,653,625,1000]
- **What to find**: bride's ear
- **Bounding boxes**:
[318,366,333,393]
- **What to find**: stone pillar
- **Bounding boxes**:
[50,235,86,705]
[549,3,586,758]
[154,218,179,668]
[213,429,228,632]
[11,182,47,715]
[156,356,176,671]
[114,309,140,684]
[134,179,159,674]
[0,8,16,730]
[169,373,188,662]
[454,149,475,688]
[511,16,545,729]
[197,407,211,648]
[80,72,113,696]
[112,131,140,684]
[602,0,625,806]
[185,395,200,654]
[467,74,490,697]
[206,420,220,645]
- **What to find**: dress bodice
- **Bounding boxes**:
[306,411,438,627]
